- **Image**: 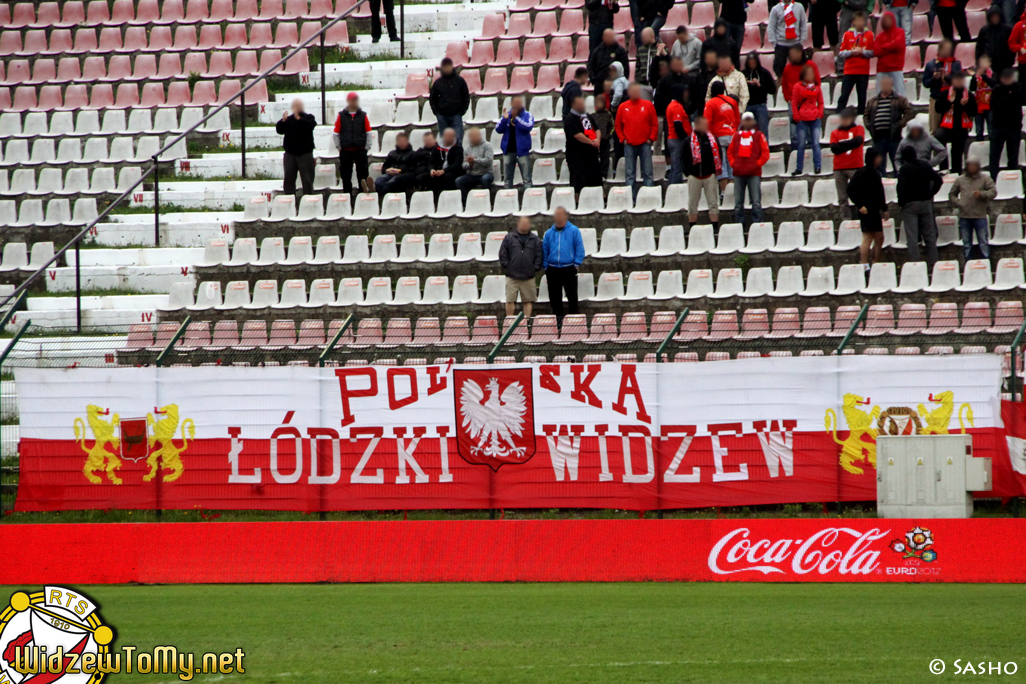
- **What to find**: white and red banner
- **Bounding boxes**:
[13,355,1025,512]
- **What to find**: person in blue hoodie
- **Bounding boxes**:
[542,207,586,324]
[495,96,535,188]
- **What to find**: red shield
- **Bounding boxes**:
[454,368,536,470]
[119,418,149,462]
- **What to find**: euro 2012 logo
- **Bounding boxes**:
[0,587,114,684]
[889,526,938,563]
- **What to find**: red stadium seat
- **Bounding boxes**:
[284,0,309,18]
[232,51,260,77]
[494,40,522,66]
[158,54,183,79]
[108,0,135,24]
[141,83,166,107]
[307,0,334,18]
[192,81,217,106]
[505,66,535,93]
[563,62,587,83]
[44,29,73,55]
[400,73,430,99]
[906,45,923,71]
[70,29,99,55]
[130,55,157,81]
[184,0,210,22]
[97,27,124,52]
[299,21,322,44]
[690,2,716,27]
[462,69,482,93]
[61,84,89,110]
[11,86,37,111]
[207,52,233,78]
[283,49,309,75]
[506,13,532,38]
[82,56,107,82]
[160,0,187,23]
[144,27,173,51]
[530,64,561,93]
[260,0,285,20]
[122,26,150,52]
[0,61,24,85]
[10,2,35,28]
[209,0,236,21]
[182,52,208,76]
[171,26,199,51]
[55,1,85,26]
[748,0,769,22]
[812,50,836,76]
[0,30,23,57]
[133,0,161,24]
[28,59,55,85]
[542,36,571,63]
[166,82,193,106]
[510,0,539,13]
[446,41,470,66]
[259,49,285,74]
[55,58,81,84]
[36,85,64,111]
[233,0,259,21]
[478,68,509,96]
[85,0,110,25]
[554,10,585,35]
[273,22,300,48]
[480,14,506,40]
[953,42,974,67]
[224,24,250,49]
[529,11,558,37]
[199,25,224,49]
[103,55,132,82]
[468,40,495,67]
[325,20,349,45]
[573,36,591,61]
[113,83,140,109]
[217,80,242,104]
[244,78,269,103]
[0,88,10,111]
[249,23,274,49]
[741,25,764,53]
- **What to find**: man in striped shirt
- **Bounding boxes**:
[864,75,914,176]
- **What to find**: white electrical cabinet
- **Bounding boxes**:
[877,435,992,518]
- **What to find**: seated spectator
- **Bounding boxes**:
[896,120,948,169]
[414,129,464,199]
[949,156,997,261]
[455,127,495,200]
[563,95,604,196]
[499,216,544,319]
[496,96,535,189]
[846,148,888,270]
[742,52,776,135]
[704,81,741,191]
[682,115,722,228]
[588,29,630,96]
[829,108,865,220]
[671,25,703,74]
[791,64,824,175]
[727,112,770,226]
[561,67,590,117]
[934,70,976,174]
[374,132,418,195]
[635,27,666,98]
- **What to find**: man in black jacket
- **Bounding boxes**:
[333,92,372,196]
[374,132,418,195]
[587,0,620,52]
[989,68,1025,179]
[896,145,944,267]
[499,216,544,318]
[429,58,471,143]
[934,70,977,174]
[702,19,739,68]
[275,98,317,196]
[588,29,630,96]
[562,67,590,117]
[414,129,464,199]
[718,0,747,67]
[977,6,1013,73]
[682,115,722,226]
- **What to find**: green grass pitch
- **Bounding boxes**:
[4,583,1023,684]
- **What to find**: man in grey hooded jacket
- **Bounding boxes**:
[896,120,948,170]
[499,217,544,318]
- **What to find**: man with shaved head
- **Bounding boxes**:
[276,98,317,196]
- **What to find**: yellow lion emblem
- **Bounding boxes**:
[144,404,195,483]
[918,391,974,435]
[75,404,122,485]
[825,393,881,475]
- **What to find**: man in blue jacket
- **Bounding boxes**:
[496,96,535,188]
[542,207,586,324]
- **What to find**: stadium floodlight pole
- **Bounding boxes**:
[319,314,354,366]
[835,303,869,355]
[1010,318,1026,402]
[321,32,327,125]
[400,0,406,58]
[152,155,161,248]
[241,89,247,180]
[655,308,689,363]
[487,312,524,363]
[155,316,192,368]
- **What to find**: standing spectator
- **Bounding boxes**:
[791,64,824,175]
[780,45,820,146]
[839,0,873,37]
[881,0,915,43]
[873,12,907,96]
[707,53,750,111]
[897,145,944,266]
[924,38,961,131]
[935,0,970,41]
[683,116,722,228]
[727,112,770,226]
[590,95,615,178]
[588,29,631,97]
[587,0,620,53]
[332,92,372,196]
[811,0,841,57]
[768,0,809,76]
[276,98,317,197]
[865,75,914,172]
[369,0,399,43]
[499,217,544,319]
[935,70,977,173]
[718,0,747,67]
[542,207,586,325]
[742,53,776,135]
[836,11,873,114]
[691,50,721,116]
[971,54,996,140]
[829,108,865,219]
[615,83,660,198]
[1011,8,1026,83]
[414,129,464,199]
[666,84,692,183]
[561,67,590,117]
[704,81,741,192]
[563,95,604,195]
[897,120,949,168]
[671,25,704,73]
[635,28,666,98]
[429,58,470,143]
[628,0,644,39]
[374,132,418,195]
[949,157,997,260]
[609,62,631,110]
[703,19,740,68]
[846,149,888,270]
[455,127,494,200]
[989,68,1025,179]
[639,0,674,33]
[654,56,691,156]
[977,7,1013,73]
[496,96,534,189]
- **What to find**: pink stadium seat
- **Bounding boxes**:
[527,316,559,344]
[43,30,72,56]
[59,1,86,26]
[967,11,986,34]
[210,0,236,21]
[122,27,150,53]
[955,302,992,334]
[130,55,158,81]
[326,21,350,45]
[145,27,174,52]
[506,13,532,38]
[440,317,471,345]
[400,73,430,98]
[284,0,309,18]
[446,41,470,66]
[0,88,10,111]
[259,49,285,74]
[260,0,285,20]
[218,79,242,103]
[479,68,509,96]
[905,46,923,71]
[573,36,590,61]
[505,66,535,93]
[705,311,739,341]
[307,0,335,18]
[232,51,260,77]
[542,36,571,63]
[283,49,310,75]
[889,304,926,335]
[108,0,136,24]
[673,311,707,341]
[554,10,585,36]
[795,307,830,338]
[97,27,124,53]
[26,59,55,85]
[61,85,89,110]
[166,82,193,106]
[0,60,27,86]
[741,25,763,52]
[160,0,186,23]
[10,2,36,28]
[224,24,250,49]
[104,55,132,82]
[207,52,233,78]
[691,2,716,27]
[249,24,274,49]
[273,22,300,48]
[192,81,217,106]
[141,83,166,107]
[182,52,208,76]
[239,321,269,348]
[199,25,224,49]
[184,0,210,23]
[521,37,548,64]
[11,86,37,111]
[953,42,974,67]
[462,69,482,93]
[299,21,322,44]
[510,0,539,12]
[56,58,81,84]
[133,0,161,24]
[737,309,770,340]
[766,308,800,338]
[747,0,768,22]
[0,31,22,57]
[158,54,184,79]
[923,303,958,335]
[665,3,689,26]
[911,14,930,42]
[71,29,99,55]
[113,83,140,109]
[172,26,199,52]
[829,306,862,337]
[85,0,110,25]
[480,14,506,40]
[990,301,1024,333]
[0,4,9,26]
[812,50,835,76]
[530,65,561,93]
[36,85,63,111]
[82,56,107,81]
[530,11,558,37]
[494,39,522,66]
[468,40,495,67]
[564,62,587,83]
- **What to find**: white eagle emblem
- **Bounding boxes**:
[459,377,528,459]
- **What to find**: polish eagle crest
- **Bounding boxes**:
[460,377,528,460]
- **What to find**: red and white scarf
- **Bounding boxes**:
[783,2,797,41]
[690,132,722,174]
[738,129,756,158]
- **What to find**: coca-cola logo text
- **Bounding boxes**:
[708,527,890,576]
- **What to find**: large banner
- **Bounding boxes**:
[0,519,1023,584]
[13,356,1024,512]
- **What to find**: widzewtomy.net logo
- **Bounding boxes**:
[0,587,245,683]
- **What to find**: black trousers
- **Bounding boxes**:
[283,152,315,195]
[369,0,398,41]
[936,6,970,42]
[339,149,369,194]
[415,172,457,199]
[936,127,970,174]
[836,74,868,114]
[546,266,579,323]
[772,44,792,77]
[990,127,1022,179]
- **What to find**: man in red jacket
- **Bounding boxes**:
[1010,8,1026,84]
[726,112,770,225]
[703,81,741,191]
[873,11,907,96]
[836,11,873,114]
[780,45,820,148]
[829,108,865,219]
[614,83,660,200]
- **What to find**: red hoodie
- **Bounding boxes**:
[873,12,906,72]
[791,81,824,121]
[614,97,659,146]
[1010,13,1026,64]
[781,60,820,103]
[839,28,874,76]
[830,124,865,170]
[703,94,741,137]
[726,128,770,177]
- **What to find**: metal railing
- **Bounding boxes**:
[0,0,373,333]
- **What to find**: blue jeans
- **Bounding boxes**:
[733,175,762,225]
[747,103,770,137]
[795,120,822,173]
[717,135,733,179]
[889,5,913,44]
[876,71,906,97]
[504,153,531,187]
[624,142,653,199]
[959,218,990,260]
[975,111,992,141]
[436,114,463,143]
[667,138,684,184]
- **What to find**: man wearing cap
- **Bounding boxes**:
[429,58,471,143]
[275,98,317,197]
[333,92,373,196]
[726,111,769,226]
[829,108,865,220]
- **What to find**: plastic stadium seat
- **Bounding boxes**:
[955,259,993,292]
[954,302,992,334]
[990,302,1024,334]
[989,258,1025,291]
[801,269,835,298]
[922,303,959,335]
[862,262,897,294]
[924,260,960,292]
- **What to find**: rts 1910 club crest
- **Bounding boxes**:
[454,368,536,470]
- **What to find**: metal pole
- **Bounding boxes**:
[487,312,524,363]
[75,238,81,333]
[835,303,869,354]
[155,316,192,368]
[320,32,327,125]
[319,314,354,366]
[152,156,160,248]
[1009,318,1026,402]
[241,89,247,180]
[400,0,405,58]
[655,308,689,362]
